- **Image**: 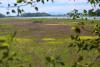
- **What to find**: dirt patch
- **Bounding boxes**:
[0,21,95,38]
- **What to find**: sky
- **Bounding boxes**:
[0,0,97,16]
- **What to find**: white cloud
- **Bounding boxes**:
[54,0,88,3]
[37,3,92,14]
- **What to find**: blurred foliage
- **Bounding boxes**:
[45,56,65,67]
[69,16,100,67]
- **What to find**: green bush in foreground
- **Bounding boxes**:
[69,23,100,67]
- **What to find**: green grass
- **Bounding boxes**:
[80,36,99,40]
[7,36,100,67]
[0,18,100,67]
[0,18,99,24]
[0,24,13,28]
[0,35,99,67]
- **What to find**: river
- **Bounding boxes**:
[3,16,100,20]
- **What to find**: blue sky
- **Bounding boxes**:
[0,0,96,16]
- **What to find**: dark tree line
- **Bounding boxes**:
[21,12,51,17]
[88,9,100,16]
[0,13,5,17]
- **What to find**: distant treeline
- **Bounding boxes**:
[0,9,100,17]
[67,9,100,17]
[88,9,100,16]
[0,13,5,18]
[20,12,51,17]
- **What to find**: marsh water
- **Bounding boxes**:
[5,16,100,20]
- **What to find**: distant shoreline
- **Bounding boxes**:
[2,16,100,20]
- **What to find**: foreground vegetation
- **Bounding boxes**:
[0,18,100,67]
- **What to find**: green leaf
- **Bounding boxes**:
[6,12,10,15]
[8,4,10,7]
[0,39,6,43]
[0,46,8,50]
[52,0,54,2]
[42,0,45,4]
[12,10,16,13]
[88,0,95,4]
[14,3,17,6]
[72,26,81,33]
[0,60,3,63]
[21,9,24,12]
[28,2,32,5]
[18,9,22,13]
[2,43,10,47]
[17,0,23,3]
[35,7,38,11]
[59,62,65,66]
[82,44,88,50]
[36,0,41,2]
[8,57,13,61]
[77,56,83,62]
[83,9,87,14]
[2,51,9,59]
[72,63,77,67]
[46,56,51,62]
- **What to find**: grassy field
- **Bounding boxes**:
[0,18,100,67]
